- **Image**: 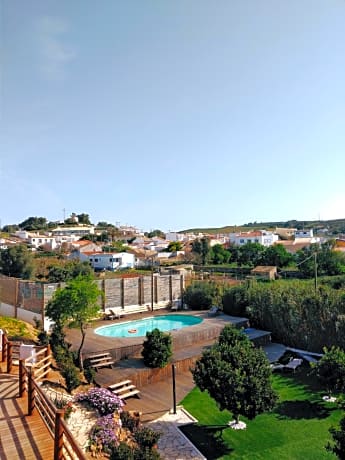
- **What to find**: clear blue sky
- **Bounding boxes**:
[1,1,345,232]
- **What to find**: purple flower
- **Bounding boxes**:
[89,414,120,453]
[74,387,125,416]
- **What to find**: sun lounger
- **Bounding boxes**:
[208,306,220,317]
[284,358,303,372]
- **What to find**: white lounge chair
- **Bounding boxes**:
[285,358,303,372]
[208,306,220,317]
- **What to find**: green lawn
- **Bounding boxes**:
[181,368,343,459]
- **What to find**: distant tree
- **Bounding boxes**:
[192,325,277,425]
[141,328,172,368]
[2,224,20,233]
[77,213,91,225]
[261,244,293,268]
[166,241,183,252]
[296,242,345,278]
[326,415,345,459]
[103,241,128,253]
[311,346,345,397]
[192,237,210,265]
[97,221,115,228]
[45,274,103,367]
[19,216,48,231]
[209,244,231,265]
[146,229,165,239]
[0,245,34,279]
[227,243,241,264]
[238,242,265,267]
[47,260,93,283]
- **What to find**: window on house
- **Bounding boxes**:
[94,258,98,262]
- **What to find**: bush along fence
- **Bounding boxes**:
[1,330,86,460]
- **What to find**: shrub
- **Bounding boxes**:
[110,442,136,460]
[120,411,140,431]
[326,415,345,459]
[141,328,172,368]
[133,426,161,450]
[61,361,81,393]
[222,286,248,316]
[183,281,214,310]
[83,361,96,384]
[74,387,125,416]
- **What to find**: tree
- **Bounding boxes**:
[47,260,93,282]
[146,229,165,239]
[166,241,183,252]
[238,242,265,267]
[261,244,293,268]
[209,244,231,265]
[192,325,277,425]
[19,216,48,230]
[77,213,92,225]
[45,274,103,367]
[0,244,34,279]
[192,237,210,265]
[2,224,19,233]
[311,346,345,397]
[326,415,345,459]
[296,242,345,278]
[141,328,172,368]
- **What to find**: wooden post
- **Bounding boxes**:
[1,331,6,362]
[169,275,173,306]
[180,274,184,308]
[27,367,35,415]
[19,359,25,397]
[121,278,125,308]
[154,275,158,304]
[45,345,51,378]
[7,341,12,374]
[54,410,64,460]
[172,364,177,415]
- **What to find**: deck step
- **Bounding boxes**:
[113,384,136,394]
[119,389,141,400]
[108,380,140,400]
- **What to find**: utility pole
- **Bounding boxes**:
[314,252,318,292]
[151,256,154,311]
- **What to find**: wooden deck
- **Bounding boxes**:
[0,369,54,460]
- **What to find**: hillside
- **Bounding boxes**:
[181,218,345,236]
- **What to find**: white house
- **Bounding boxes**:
[14,230,58,250]
[294,229,320,244]
[51,225,95,237]
[88,252,135,271]
[28,235,57,250]
[229,230,279,247]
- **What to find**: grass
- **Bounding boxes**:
[180,367,343,459]
[0,316,39,342]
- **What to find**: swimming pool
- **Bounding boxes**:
[95,314,203,338]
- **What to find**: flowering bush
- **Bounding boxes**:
[89,414,119,453]
[74,387,125,416]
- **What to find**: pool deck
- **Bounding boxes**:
[65,309,249,355]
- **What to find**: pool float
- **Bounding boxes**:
[128,329,137,334]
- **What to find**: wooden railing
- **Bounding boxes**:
[1,330,86,460]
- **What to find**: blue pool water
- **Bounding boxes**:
[95,314,203,338]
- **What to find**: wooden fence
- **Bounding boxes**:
[1,330,86,460]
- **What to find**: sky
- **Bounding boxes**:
[1,1,345,232]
